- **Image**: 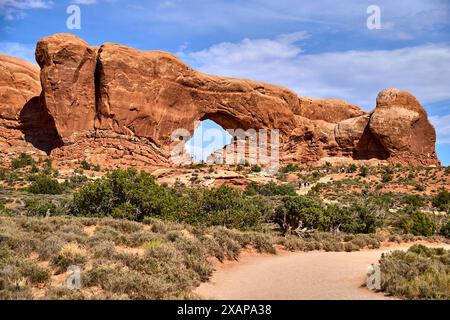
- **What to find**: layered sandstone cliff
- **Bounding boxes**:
[0,33,440,168]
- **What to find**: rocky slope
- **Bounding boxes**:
[0,33,440,168]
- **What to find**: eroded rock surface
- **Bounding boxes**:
[0,34,440,168]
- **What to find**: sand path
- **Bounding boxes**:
[195,242,450,300]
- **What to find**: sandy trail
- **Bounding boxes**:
[195,242,450,300]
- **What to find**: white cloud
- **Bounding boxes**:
[0,0,53,20]
[180,33,450,109]
[0,41,36,63]
[431,114,450,145]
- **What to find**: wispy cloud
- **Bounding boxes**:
[139,0,450,42]
[431,114,450,145]
[0,41,36,63]
[179,33,450,109]
[0,0,53,20]
[72,0,97,4]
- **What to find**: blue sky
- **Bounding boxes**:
[0,0,449,164]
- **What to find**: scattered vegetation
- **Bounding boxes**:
[0,163,449,300]
[28,174,64,195]
[379,245,450,299]
[11,153,34,170]
[72,169,263,230]
[432,190,450,212]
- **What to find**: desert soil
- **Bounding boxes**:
[195,242,450,300]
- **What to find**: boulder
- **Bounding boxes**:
[368,88,438,165]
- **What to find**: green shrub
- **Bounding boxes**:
[28,174,63,194]
[72,169,177,219]
[439,221,450,238]
[275,195,380,234]
[244,181,296,197]
[80,160,91,170]
[11,153,34,170]
[181,186,263,230]
[402,194,424,208]
[72,169,263,230]
[381,172,393,183]
[346,164,357,173]
[342,202,379,234]
[111,202,139,220]
[274,196,326,233]
[0,202,13,216]
[251,164,262,173]
[414,184,426,192]
[25,199,58,217]
[400,211,436,236]
[432,190,450,212]
[359,166,369,177]
[281,164,299,173]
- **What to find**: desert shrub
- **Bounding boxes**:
[414,184,426,192]
[400,211,436,236]
[346,164,357,173]
[80,160,91,170]
[344,242,360,252]
[111,202,139,220]
[72,170,263,230]
[439,221,450,238]
[379,245,450,299]
[323,203,376,234]
[11,153,34,170]
[28,174,63,195]
[0,248,50,299]
[25,199,58,217]
[402,194,424,208]
[29,163,39,173]
[0,202,13,216]
[274,195,326,233]
[276,236,305,251]
[432,190,450,212]
[310,182,326,193]
[65,174,88,189]
[281,164,299,173]
[180,186,263,230]
[275,196,379,234]
[244,181,296,197]
[72,169,177,219]
[51,243,88,272]
[381,172,393,183]
[251,164,262,173]
[359,166,369,177]
[210,229,241,260]
[322,240,344,252]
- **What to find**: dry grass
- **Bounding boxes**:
[379,245,450,299]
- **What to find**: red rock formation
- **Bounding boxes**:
[36,34,97,144]
[0,54,49,157]
[368,88,438,165]
[0,34,441,168]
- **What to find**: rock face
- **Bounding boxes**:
[368,88,437,165]
[36,34,97,143]
[0,54,54,157]
[0,34,440,168]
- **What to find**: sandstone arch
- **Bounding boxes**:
[0,34,440,168]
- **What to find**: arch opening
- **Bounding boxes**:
[185,119,232,163]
